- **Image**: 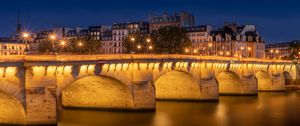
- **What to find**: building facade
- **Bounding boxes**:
[101,30,113,53]
[186,23,265,59]
[265,40,300,59]
[110,21,149,53]
[0,42,29,55]
[149,12,195,32]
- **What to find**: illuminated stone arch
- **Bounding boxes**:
[283,71,293,85]
[61,75,134,109]
[255,70,273,91]
[154,70,202,100]
[217,70,257,95]
[0,91,26,125]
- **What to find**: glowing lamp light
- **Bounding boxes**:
[270,50,274,53]
[226,52,230,56]
[146,38,151,42]
[220,52,224,55]
[248,47,251,51]
[50,34,56,40]
[78,42,83,46]
[241,46,244,50]
[185,49,189,53]
[149,46,153,50]
[131,38,135,41]
[137,45,141,49]
[23,33,29,38]
[193,49,198,53]
[61,41,66,46]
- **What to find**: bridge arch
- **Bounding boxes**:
[61,75,134,109]
[154,70,201,100]
[283,71,293,85]
[255,70,272,91]
[217,71,244,95]
[0,90,26,125]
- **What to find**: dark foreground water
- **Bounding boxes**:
[59,91,300,126]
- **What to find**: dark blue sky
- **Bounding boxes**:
[0,0,299,42]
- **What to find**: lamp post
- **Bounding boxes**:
[240,46,245,58]
[78,42,83,53]
[22,32,30,53]
[137,45,141,53]
[148,45,153,53]
[131,37,136,53]
[275,50,279,59]
[208,43,212,56]
[270,50,274,59]
[248,47,252,58]
[60,40,66,53]
[49,34,56,53]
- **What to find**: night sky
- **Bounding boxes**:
[0,0,299,42]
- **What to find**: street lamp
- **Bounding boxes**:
[276,50,279,59]
[208,43,212,56]
[131,37,135,42]
[185,49,189,54]
[22,32,30,53]
[49,34,57,53]
[137,45,141,53]
[146,38,151,43]
[60,40,66,53]
[248,47,252,58]
[193,49,198,54]
[78,42,83,53]
[226,51,230,56]
[220,51,224,56]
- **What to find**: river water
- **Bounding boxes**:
[59,91,300,126]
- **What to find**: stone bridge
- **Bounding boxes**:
[0,54,299,125]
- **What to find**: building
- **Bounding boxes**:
[265,40,300,59]
[101,30,113,53]
[185,25,213,54]
[186,23,265,59]
[0,42,29,55]
[111,21,149,53]
[149,12,195,32]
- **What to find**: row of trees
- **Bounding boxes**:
[287,42,300,60]
[38,26,192,54]
[38,37,101,54]
[123,26,192,54]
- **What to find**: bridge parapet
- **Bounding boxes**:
[0,54,299,125]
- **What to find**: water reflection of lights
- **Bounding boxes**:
[152,112,172,126]
[216,103,228,125]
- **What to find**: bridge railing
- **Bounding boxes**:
[0,54,294,63]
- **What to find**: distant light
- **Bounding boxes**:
[193,49,197,53]
[23,33,29,38]
[241,46,244,50]
[149,46,153,50]
[50,34,56,40]
[60,41,66,46]
[137,45,141,49]
[185,49,189,53]
[131,38,135,41]
[147,38,151,42]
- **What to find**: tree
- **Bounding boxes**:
[288,41,300,60]
[37,40,52,54]
[151,26,192,54]
[123,33,151,53]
